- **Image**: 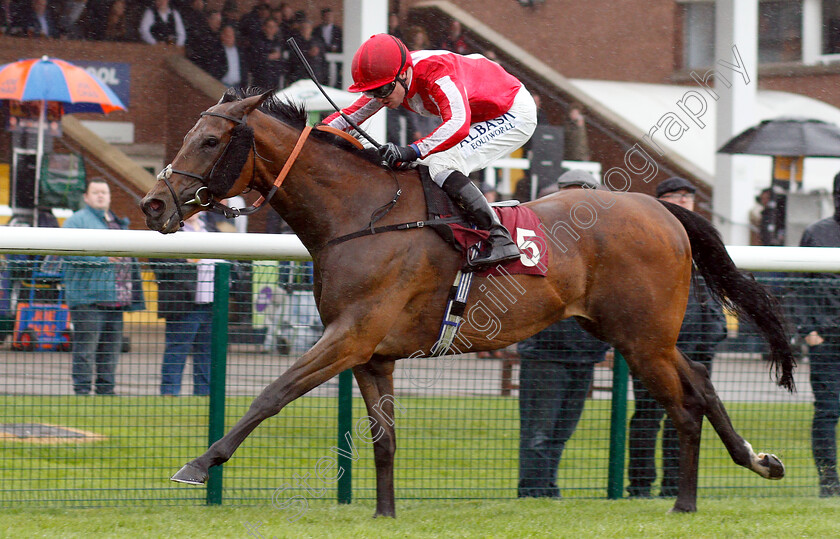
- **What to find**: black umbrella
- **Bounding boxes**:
[717,117,840,158]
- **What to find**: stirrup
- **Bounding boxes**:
[467,241,520,269]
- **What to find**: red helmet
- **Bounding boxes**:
[348,34,411,93]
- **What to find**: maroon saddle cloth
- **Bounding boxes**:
[419,167,549,277]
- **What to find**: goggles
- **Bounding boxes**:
[364,80,398,99]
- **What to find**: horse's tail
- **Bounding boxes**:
[658,200,796,392]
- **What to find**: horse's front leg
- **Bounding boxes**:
[352,357,398,518]
[170,320,379,485]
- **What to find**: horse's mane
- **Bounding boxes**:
[221,87,382,165]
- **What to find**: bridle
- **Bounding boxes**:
[157,110,261,228]
[156,108,364,230]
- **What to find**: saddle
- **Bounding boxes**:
[417,165,519,254]
[327,165,544,277]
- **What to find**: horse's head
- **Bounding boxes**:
[140,89,273,233]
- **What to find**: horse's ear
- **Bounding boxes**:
[237,89,275,116]
[258,88,276,105]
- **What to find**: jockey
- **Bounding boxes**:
[325,34,537,269]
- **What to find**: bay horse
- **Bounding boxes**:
[140,88,794,515]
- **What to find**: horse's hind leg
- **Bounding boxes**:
[624,346,705,512]
[352,357,398,518]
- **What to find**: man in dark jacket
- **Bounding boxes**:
[517,319,609,498]
[152,214,216,396]
[250,16,285,90]
[518,170,610,498]
[286,18,326,84]
[627,177,728,498]
[797,171,840,497]
[238,0,270,50]
[188,9,222,74]
[314,7,342,53]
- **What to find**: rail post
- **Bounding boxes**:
[206,261,231,505]
[336,369,353,504]
[607,351,629,499]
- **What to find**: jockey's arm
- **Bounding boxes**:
[324,96,383,132]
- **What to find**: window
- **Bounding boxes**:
[682,2,716,69]
[823,0,840,54]
[679,0,804,68]
[758,0,802,63]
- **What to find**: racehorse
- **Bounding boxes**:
[140,88,795,515]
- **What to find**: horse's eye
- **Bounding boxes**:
[205,137,219,148]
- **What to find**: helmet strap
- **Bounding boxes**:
[396,70,409,95]
[390,34,407,75]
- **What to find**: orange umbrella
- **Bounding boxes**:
[0,56,126,223]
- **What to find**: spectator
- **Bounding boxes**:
[387,12,403,42]
[102,0,128,42]
[564,102,590,161]
[139,0,186,46]
[59,0,87,38]
[627,176,728,498]
[405,24,429,50]
[61,179,145,396]
[479,180,498,203]
[78,0,111,41]
[287,18,326,84]
[0,0,19,32]
[188,9,222,75]
[532,92,550,126]
[275,3,294,37]
[220,0,238,27]
[760,185,786,246]
[438,19,469,54]
[180,0,208,50]
[238,0,270,53]
[153,213,217,397]
[315,7,341,53]
[749,187,775,246]
[12,0,56,38]
[796,170,840,497]
[251,16,285,90]
[518,170,609,498]
[516,94,559,203]
[218,23,246,87]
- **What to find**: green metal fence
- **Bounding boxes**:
[0,255,827,509]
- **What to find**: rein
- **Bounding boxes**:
[158,115,352,228]
[158,110,409,242]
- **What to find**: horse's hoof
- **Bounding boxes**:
[668,502,697,513]
[372,509,396,518]
[170,462,208,485]
[757,453,785,480]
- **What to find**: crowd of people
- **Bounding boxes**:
[0,2,489,108]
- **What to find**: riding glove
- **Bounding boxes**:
[378,143,419,169]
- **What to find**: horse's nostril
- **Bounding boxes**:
[143,198,164,216]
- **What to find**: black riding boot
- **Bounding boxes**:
[440,171,520,269]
